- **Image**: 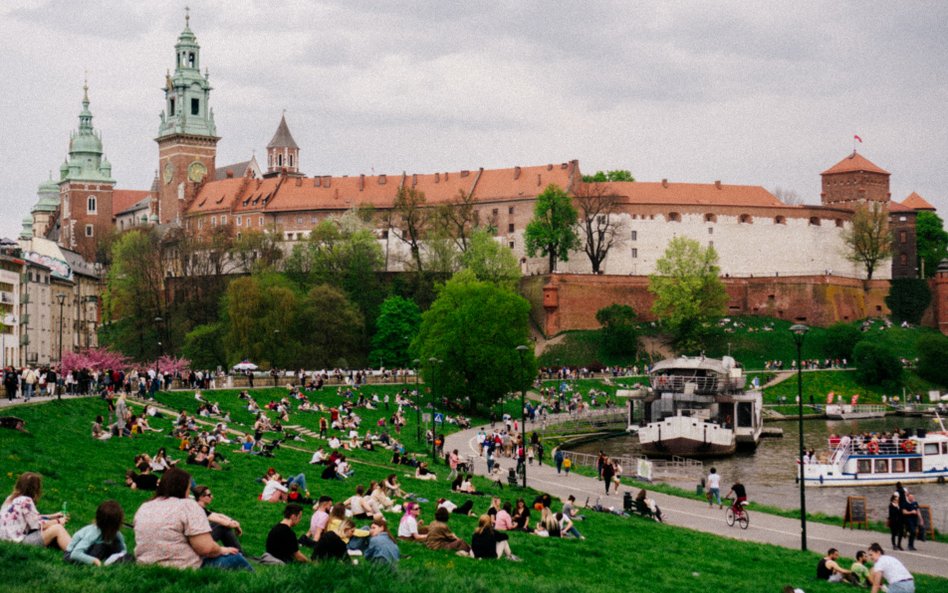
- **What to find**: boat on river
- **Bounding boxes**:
[801,429,948,487]
[825,404,886,421]
[635,356,762,458]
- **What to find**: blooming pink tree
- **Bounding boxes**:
[61,348,130,374]
[151,355,191,375]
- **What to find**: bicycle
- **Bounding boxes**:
[725,499,750,529]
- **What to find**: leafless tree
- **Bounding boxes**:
[574,182,626,274]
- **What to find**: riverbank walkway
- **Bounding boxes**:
[445,417,948,579]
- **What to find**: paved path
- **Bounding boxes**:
[445,420,948,579]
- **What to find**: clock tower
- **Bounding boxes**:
[155,9,219,225]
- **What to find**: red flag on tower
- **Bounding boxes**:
[854,134,862,143]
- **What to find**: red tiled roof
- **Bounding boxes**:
[603,181,783,208]
[821,152,889,176]
[888,201,914,213]
[112,190,151,215]
[901,192,936,211]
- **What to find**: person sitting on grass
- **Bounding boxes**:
[0,472,72,551]
[364,517,400,565]
[558,511,584,540]
[150,447,178,472]
[415,462,437,481]
[92,415,111,440]
[817,548,854,583]
[133,467,252,571]
[192,485,243,553]
[369,481,396,512]
[635,489,664,522]
[346,485,371,519]
[304,496,334,545]
[383,474,408,499]
[188,445,221,471]
[261,473,289,503]
[287,483,314,506]
[458,474,481,495]
[511,498,532,532]
[425,507,472,555]
[470,514,519,561]
[534,507,561,538]
[397,502,427,542]
[312,518,355,562]
[494,502,514,531]
[868,542,914,593]
[850,550,871,588]
[263,503,309,564]
[64,500,129,566]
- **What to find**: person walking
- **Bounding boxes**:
[554,449,564,474]
[707,467,722,509]
[602,456,615,495]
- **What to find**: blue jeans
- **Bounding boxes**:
[24,384,34,400]
[202,553,254,571]
[709,488,721,506]
[287,473,308,492]
[888,580,914,593]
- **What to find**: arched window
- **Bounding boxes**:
[289,154,294,167]
[809,217,821,226]
[87,195,97,214]
[739,214,752,224]
[188,52,195,67]
[278,154,283,167]
[667,212,681,222]
[774,215,786,225]
[704,213,717,223]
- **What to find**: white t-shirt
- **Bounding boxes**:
[707,473,721,489]
[872,555,912,584]
[397,515,418,538]
[261,480,288,500]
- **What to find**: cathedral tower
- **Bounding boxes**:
[265,114,301,177]
[820,151,891,207]
[156,10,219,224]
[58,82,115,259]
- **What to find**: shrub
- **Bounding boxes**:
[852,341,902,389]
[916,333,948,387]
[885,279,932,325]
[595,304,639,356]
[816,323,862,361]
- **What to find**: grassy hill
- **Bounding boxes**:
[1,390,945,593]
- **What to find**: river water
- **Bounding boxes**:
[573,416,948,531]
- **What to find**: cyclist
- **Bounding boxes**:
[724,480,748,515]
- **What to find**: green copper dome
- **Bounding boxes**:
[61,83,114,184]
[157,10,217,140]
[32,175,61,213]
[19,216,34,240]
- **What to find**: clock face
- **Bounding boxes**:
[188,161,208,183]
[163,162,174,184]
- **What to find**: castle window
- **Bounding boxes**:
[774,216,786,225]
[835,219,843,228]
[508,223,515,233]
[259,216,264,227]
[188,52,195,68]
[899,231,907,244]
[278,154,283,167]
[221,215,227,225]
[311,216,317,224]
[236,215,242,226]
[508,206,515,215]
[170,98,176,115]
[809,217,821,226]
[85,224,94,237]
[191,98,200,115]
[509,240,515,249]
[900,253,908,266]
[297,216,303,224]
[704,213,717,223]
[739,214,752,224]
[289,154,294,168]
[86,196,97,214]
[211,216,217,226]
[268,154,273,168]
[631,230,637,241]
[708,227,713,235]
[492,208,499,216]
[631,248,638,259]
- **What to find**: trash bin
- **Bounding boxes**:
[696,477,705,497]
[623,491,633,512]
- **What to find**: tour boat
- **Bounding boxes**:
[800,429,948,487]
[634,356,763,458]
[824,404,886,421]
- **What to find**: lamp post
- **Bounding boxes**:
[516,344,529,488]
[790,323,809,552]
[428,357,441,461]
[413,358,421,444]
[56,294,66,401]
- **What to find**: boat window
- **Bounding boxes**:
[856,459,871,474]
[924,443,939,455]
[943,443,948,455]
[873,459,888,473]
[891,458,906,473]
[908,458,922,472]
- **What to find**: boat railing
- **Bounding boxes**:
[826,438,915,457]
[649,374,746,393]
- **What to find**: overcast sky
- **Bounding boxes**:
[2,1,946,241]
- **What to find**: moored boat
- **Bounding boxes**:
[824,404,886,420]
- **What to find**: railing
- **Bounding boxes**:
[650,374,746,393]
[557,449,704,481]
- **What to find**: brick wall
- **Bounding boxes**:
[522,274,895,337]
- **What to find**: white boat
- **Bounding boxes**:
[801,430,948,487]
[825,404,887,420]
[635,356,763,458]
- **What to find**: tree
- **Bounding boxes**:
[648,237,728,350]
[916,333,948,387]
[294,285,364,369]
[392,186,429,272]
[885,279,932,325]
[459,228,522,290]
[816,323,862,361]
[575,182,625,273]
[182,323,227,370]
[772,186,803,205]
[411,270,535,412]
[433,190,481,252]
[581,170,635,183]
[852,341,902,389]
[524,184,580,272]
[842,203,891,279]
[230,229,284,274]
[595,304,639,356]
[916,211,948,278]
[369,296,422,368]
[221,276,265,366]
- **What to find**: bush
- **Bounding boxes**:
[885,279,932,324]
[595,304,639,356]
[817,323,862,361]
[182,323,226,370]
[852,341,902,389]
[916,333,948,387]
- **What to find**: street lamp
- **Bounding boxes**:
[428,357,441,461]
[790,323,809,552]
[413,358,421,443]
[516,344,529,488]
[56,294,66,401]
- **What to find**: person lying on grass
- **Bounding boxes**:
[64,500,130,566]
[133,467,252,571]
[0,471,72,551]
[415,462,437,481]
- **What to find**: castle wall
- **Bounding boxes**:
[523,273,893,337]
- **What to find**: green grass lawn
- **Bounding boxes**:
[762,370,937,404]
[1,396,945,593]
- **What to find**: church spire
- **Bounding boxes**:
[265,112,301,176]
[157,7,217,139]
[61,80,113,183]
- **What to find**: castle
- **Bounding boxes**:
[9,12,946,367]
